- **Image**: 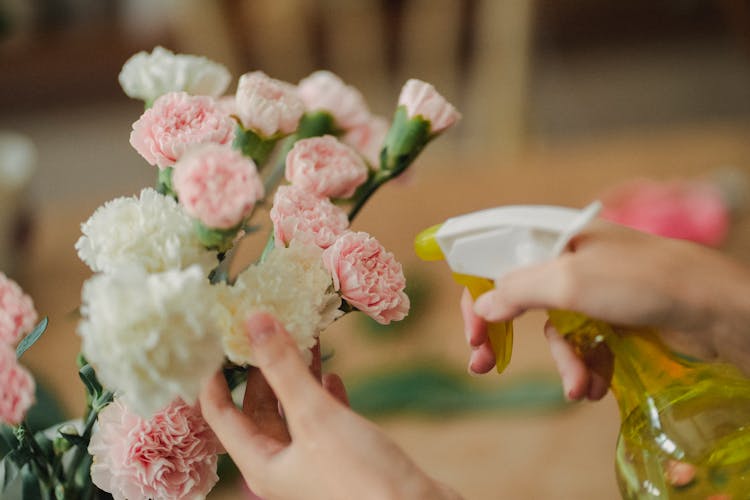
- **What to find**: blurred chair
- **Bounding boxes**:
[168,0,535,157]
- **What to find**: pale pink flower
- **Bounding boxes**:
[601,179,730,247]
[270,185,349,249]
[216,95,237,117]
[0,344,35,426]
[322,231,409,324]
[398,79,460,133]
[173,144,264,229]
[0,272,38,345]
[343,114,389,167]
[298,71,370,130]
[130,92,235,169]
[285,136,368,199]
[235,71,305,137]
[89,398,222,500]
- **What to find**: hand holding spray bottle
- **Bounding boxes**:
[415,202,750,499]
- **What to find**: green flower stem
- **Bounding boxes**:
[347,171,390,222]
[156,167,175,197]
[16,422,53,490]
[259,233,276,263]
[63,390,113,497]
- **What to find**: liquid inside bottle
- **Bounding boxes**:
[548,311,750,499]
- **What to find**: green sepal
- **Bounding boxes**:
[156,167,176,197]
[296,111,337,139]
[16,317,48,360]
[56,430,85,449]
[193,220,241,253]
[380,106,432,175]
[78,365,103,401]
[232,124,279,166]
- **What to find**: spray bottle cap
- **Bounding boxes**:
[434,201,602,280]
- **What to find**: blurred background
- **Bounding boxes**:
[2,1,750,498]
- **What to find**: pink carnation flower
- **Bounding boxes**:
[601,179,730,247]
[285,135,368,199]
[173,144,264,229]
[0,272,38,345]
[216,95,237,117]
[343,114,389,167]
[0,344,35,426]
[322,231,409,324]
[89,398,222,500]
[130,92,235,169]
[270,185,349,249]
[235,71,305,137]
[398,79,461,134]
[298,71,370,130]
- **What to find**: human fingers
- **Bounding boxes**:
[582,342,613,401]
[322,373,349,407]
[468,342,496,374]
[245,312,332,430]
[474,260,567,322]
[243,367,290,444]
[461,288,488,347]
[199,371,283,471]
[543,322,590,401]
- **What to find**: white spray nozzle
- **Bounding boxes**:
[434,201,602,281]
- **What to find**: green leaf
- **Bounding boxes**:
[78,365,102,400]
[21,464,42,499]
[347,363,567,417]
[16,317,48,359]
[2,457,20,492]
[0,425,16,460]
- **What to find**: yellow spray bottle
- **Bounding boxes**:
[414,202,601,374]
[414,202,750,498]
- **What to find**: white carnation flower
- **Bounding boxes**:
[78,266,225,417]
[218,242,342,365]
[119,46,231,103]
[76,188,217,275]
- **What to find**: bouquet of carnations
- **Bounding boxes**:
[0,46,459,499]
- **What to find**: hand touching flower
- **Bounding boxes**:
[199,313,461,500]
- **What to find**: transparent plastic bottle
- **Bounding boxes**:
[548,310,750,499]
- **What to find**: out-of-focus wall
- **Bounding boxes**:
[1,0,750,201]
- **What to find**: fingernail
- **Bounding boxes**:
[245,313,276,345]
[467,362,481,377]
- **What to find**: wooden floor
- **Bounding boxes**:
[13,122,750,499]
